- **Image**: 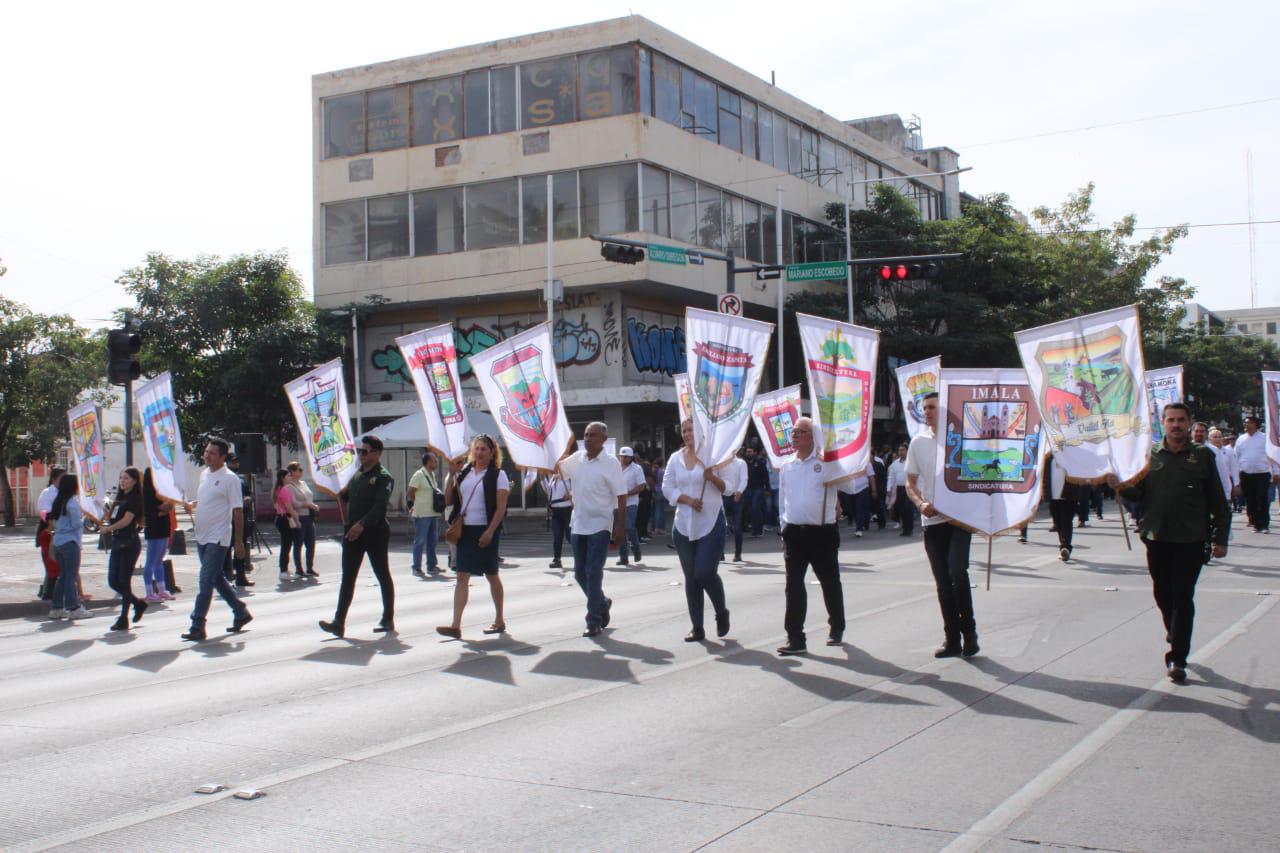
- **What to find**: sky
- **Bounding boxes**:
[2,0,1277,331]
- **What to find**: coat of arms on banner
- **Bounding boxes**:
[301,376,356,476]
[1035,326,1143,447]
[758,397,800,459]
[693,342,753,423]
[1266,374,1280,452]
[1146,372,1181,444]
[70,410,103,501]
[905,370,937,431]
[943,383,1041,493]
[808,331,872,461]
[409,342,464,426]
[143,399,179,469]
[492,345,558,444]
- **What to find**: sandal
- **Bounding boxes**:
[482,623,507,635]
[436,625,461,639]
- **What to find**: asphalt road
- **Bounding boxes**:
[1,511,1276,852]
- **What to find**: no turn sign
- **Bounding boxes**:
[718,293,742,316]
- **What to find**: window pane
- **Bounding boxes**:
[694,74,717,139]
[718,88,741,152]
[367,195,410,259]
[786,121,802,176]
[580,163,638,235]
[802,128,818,182]
[653,53,681,124]
[464,70,490,137]
[758,107,774,167]
[789,214,805,263]
[818,136,837,190]
[775,116,789,174]
[638,47,652,115]
[324,200,365,264]
[411,77,462,145]
[323,94,365,158]
[641,164,669,237]
[578,46,637,119]
[741,100,757,160]
[724,194,744,255]
[679,65,697,131]
[696,183,722,250]
[670,172,696,244]
[850,155,868,206]
[521,56,576,128]
[413,187,464,256]
[835,144,853,201]
[743,200,761,262]
[491,66,517,133]
[762,206,777,265]
[365,88,409,152]
[466,179,518,250]
[522,172,578,243]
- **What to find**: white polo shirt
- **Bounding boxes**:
[1235,431,1270,474]
[560,449,626,536]
[194,465,243,546]
[38,484,58,519]
[721,457,748,497]
[778,449,856,527]
[621,461,646,508]
[905,428,947,527]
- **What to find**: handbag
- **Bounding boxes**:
[444,476,482,545]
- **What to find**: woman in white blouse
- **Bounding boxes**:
[663,418,730,641]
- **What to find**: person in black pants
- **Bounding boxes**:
[1044,453,1082,561]
[100,467,148,632]
[546,473,573,569]
[320,435,395,639]
[743,446,769,537]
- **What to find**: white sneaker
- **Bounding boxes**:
[68,607,93,620]
[49,608,66,620]
[855,531,863,538]
[279,572,290,581]
[893,523,901,529]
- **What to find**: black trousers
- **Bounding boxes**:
[922,523,976,642]
[723,495,746,559]
[1240,472,1271,531]
[550,506,573,561]
[1050,499,1076,552]
[894,487,915,534]
[334,521,394,628]
[782,524,844,645]
[275,516,297,571]
[1143,539,1204,667]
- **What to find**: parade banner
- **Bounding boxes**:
[751,384,803,467]
[1014,305,1150,483]
[283,359,360,496]
[1264,370,1280,468]
[673,373,692,423]
[67,401,107,518]
[134,372,187,501]
[396,324,470,461]
[796,313,879,484]
[685,308,774,470]
[932,368,1046,535]
[469,322,573,472]
[1144,365,1183,444]
[895,356,941,439]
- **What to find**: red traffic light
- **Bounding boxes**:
[878,265,892,281]
[895,264,909,280]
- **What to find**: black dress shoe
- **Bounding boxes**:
[715,609,730,638]
[239,579,256,587]
[600,598,613,629]
[826,632,843,646]
[684,628,706,642]
[583,624,602,637]
[306,570,319,577]
[181,629,207,642]
[549,560,563,569]
[228,611,254,633]
[1167,661,1187,684]
[110,617,129,632]
[373,623,396,633]
[961,635,980,657]
[318,620,344,638]
[934,643,961,658]
[132,599,148,623]
[777,642,808,656]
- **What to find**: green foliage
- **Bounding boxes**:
[1147,328,1280,428]
[0,296,106,525]
[116,251,342,452]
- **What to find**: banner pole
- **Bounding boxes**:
[986,535,993,591]
[1116,497,1133,551]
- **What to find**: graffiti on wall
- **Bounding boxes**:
[602,301,621,366]
[624,309,687,381]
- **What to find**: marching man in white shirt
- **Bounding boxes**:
[776,417,857,656]
[720,450,749,563]
[182,437,253,642]
[1235,416,1278,533]
[557,422,627,637]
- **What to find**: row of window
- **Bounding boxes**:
[322,161,847,267]
[321,42,942,218]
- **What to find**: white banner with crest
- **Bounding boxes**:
[895,356,941,440]
[67,401,107,518]
[1144,365,1183,445]
[284,359,360,496]
[684,308,774,470]
[673,373,692,423]
[396,324,471,461]
[469,322,573,472]
[1263,371,1280,468]
[751,384,803,467]
[796,313,880,484]
[135,372,187,501]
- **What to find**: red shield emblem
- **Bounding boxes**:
[492,345,558,444]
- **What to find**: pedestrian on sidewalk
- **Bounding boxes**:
[617,446,646,565]
[1112,402,1230,683]
[907,394,979,659]
[287,461,320,577]
[664,418,729,642]
[407,451,443,577]
[320,435,395,639]
[48,474,96,621]
[99,466,147,632]
[141,468,175,601]
[183,438,253,641]
[557,422,626,637]
[776,417,854,656]
[272,469,301,581]
[436,435,509,639]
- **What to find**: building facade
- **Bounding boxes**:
[312,15,963,459]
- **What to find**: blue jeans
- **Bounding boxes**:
[572,530,611,626]
[651,496,666,531]
[722,495,746,559]
[53,541,81,611]
[190,541,248,631]
[672,513,727,628]
[743,487,764,535]
[413,516,439,571]
[143,537,168,589]
[550,507,573,561]
[620,505,641,562]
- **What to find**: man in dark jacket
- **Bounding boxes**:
[1111,402,1230,684]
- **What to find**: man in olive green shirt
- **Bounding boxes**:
[320,435,396,639]
[1111,402,1230,684]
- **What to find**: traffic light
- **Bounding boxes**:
[107,328,141,385]
[600,242,645,264]
[876,261,941,282]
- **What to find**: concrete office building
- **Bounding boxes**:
[312,15,964,457]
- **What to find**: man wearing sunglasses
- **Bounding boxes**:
[320,435,396,638]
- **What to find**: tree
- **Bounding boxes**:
[0,296,106,526]
[116,252,342,454]
[1147,327,1280,427]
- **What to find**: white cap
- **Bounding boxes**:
[619,446,634,457]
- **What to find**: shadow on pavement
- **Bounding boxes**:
[119,649,181,673]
